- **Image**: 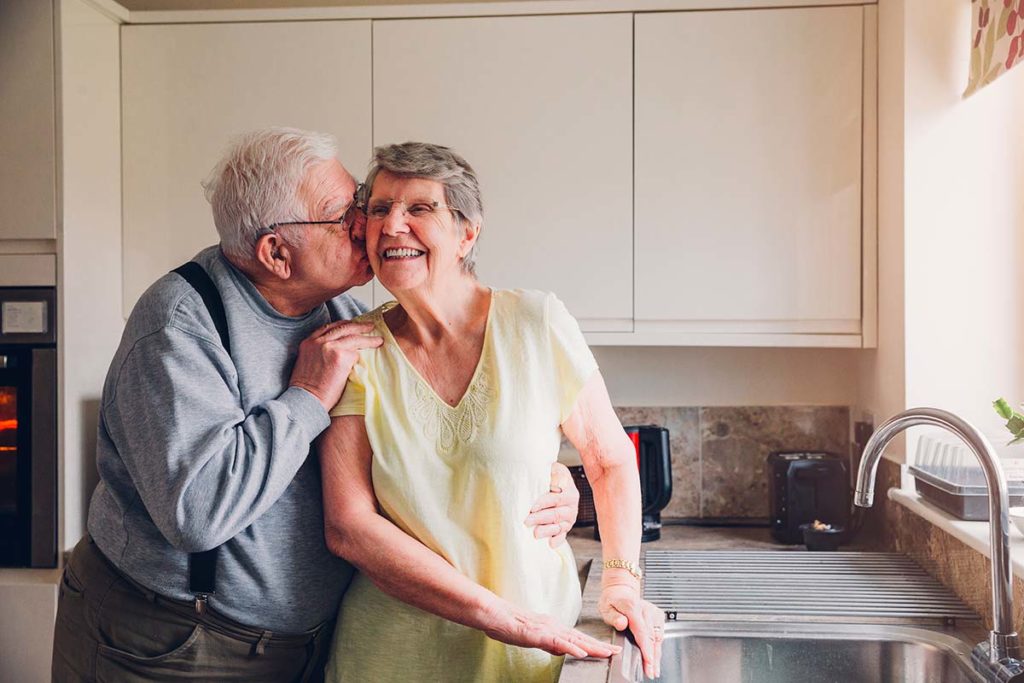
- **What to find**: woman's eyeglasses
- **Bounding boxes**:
[365,199,460,222]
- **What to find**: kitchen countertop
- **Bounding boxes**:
[568,523,786,563]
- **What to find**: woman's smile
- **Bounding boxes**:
[382,247,426,261]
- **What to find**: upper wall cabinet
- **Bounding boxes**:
[0,0,56,241]
[116,3,875,345]
[373,15,633,332]
[121,21,373,312]
[629,6,869,345]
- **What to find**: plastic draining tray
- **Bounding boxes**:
[909,464,1024,521]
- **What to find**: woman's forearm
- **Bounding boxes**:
[328,510,619,658]
[328,511,505,631]
[587,440,644,585]
[562,374,644,587]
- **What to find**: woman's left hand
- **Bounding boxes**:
[598,584,664,680]
[524,462,580,547]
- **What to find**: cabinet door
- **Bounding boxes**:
[373,15,633,331]
[122,21,373,312]
[635,7,863,334]
[0,0,56,240]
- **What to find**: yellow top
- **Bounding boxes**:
[325,289,598,683]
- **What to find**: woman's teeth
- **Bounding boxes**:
[383,248,425,260]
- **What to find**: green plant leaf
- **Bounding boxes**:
[994,398,1024,445]
[995,398,1014,419]
[1008,415,1024,436]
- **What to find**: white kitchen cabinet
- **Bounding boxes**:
[117,4,874,345]
[121,21,374,312]
[0,0,57,241]
[632,6,868,343]
[372,14,633,332]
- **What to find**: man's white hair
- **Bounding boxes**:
[202,127,338,263]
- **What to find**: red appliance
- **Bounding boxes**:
[571,425,673,543]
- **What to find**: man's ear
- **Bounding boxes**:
[255,234,292,280]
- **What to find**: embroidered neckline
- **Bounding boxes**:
[377,292,496,454]
[410,355,494,454]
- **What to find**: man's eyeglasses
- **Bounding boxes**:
[261,184,365,235]
[365,199,460,222]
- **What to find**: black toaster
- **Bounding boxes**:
[769,451,849,544]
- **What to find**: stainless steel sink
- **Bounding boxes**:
[609,621,984,683]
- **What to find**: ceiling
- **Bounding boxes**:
[117,0,533,10]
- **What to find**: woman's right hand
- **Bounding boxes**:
[481,601,621,659]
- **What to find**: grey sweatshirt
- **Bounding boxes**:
[88,246,367,634]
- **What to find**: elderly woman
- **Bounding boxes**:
[319,142,663,682]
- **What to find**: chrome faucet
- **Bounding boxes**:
[854,408,1024,682]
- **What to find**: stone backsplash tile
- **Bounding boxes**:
[700,406,850,518]
[615,407,701,518]
[605,405,850,520]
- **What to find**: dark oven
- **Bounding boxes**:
[0,287,56,567]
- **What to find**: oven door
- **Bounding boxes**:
[0,347,56,567]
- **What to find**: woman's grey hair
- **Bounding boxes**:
[202,127,338,264]
[364,142,483,276]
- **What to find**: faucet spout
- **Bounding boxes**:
[854,408,1021,672]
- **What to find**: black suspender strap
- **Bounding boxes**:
[171,261,229,613]
[173,261,231,355]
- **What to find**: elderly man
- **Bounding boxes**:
[51,128,584,682]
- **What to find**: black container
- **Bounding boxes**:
[801,523,844,551]
[769,451,849,545]
[626,425,673,542]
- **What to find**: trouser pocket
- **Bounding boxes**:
[96,623,312,683]
[95,624,206,682]
[52,566,94,682]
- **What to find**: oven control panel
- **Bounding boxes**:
[0,288,55,346]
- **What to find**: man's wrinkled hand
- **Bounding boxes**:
[289,320,382,411]
[525,462,581,547]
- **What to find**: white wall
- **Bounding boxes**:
[858,0,906,448]
[861,0,1024,463]
[902,0,1024,445]
[59,0,123,550]
[597,347,861,407]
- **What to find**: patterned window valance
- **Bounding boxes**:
[967,0,1024,95]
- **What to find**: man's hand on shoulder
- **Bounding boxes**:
[524,462,580,547]
[289,320,383,411]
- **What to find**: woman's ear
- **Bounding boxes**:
[255,234,293,280]
[458,219,481,259]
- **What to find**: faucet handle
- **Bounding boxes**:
[972,640,1024,683]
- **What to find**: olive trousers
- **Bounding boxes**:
[51,537,334,682]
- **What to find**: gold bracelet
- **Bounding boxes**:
[603,558,642,580]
